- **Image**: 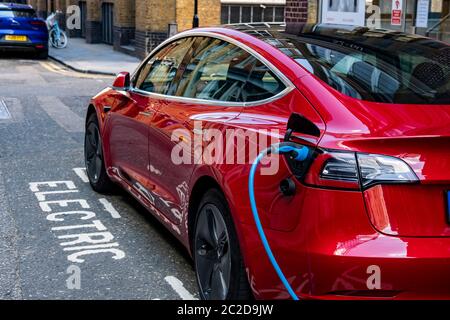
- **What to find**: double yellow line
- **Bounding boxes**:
[39,60,112,79]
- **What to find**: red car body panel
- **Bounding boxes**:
[89,26,450,299]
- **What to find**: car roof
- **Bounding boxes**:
[0,2,33,10]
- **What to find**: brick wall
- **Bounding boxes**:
[35,0,47,18]
[134,0,176,58]
[114,0,135,28]
[136,0,176,32]
[285,0,309,33]
[176,0,221,32]
[86,0,100,22]
[113,0,136,50]
[135,30,167,58]
[27,0,221,58]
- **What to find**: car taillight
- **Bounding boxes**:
[30,20,46,27]
[356,153,419,188]
[303,150,360,190]
[294,148,418,190]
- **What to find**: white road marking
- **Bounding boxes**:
[40,61,113,79]
[62,243,120,251]
[98,198,121,219]
[1,97,24,122]
[37,96,84,133]
[73,168,89,183]
[29,180,126,264]
[29,181,76,192]
[0,99,11,120]
[35,190,79,201]
[164,276,197,300]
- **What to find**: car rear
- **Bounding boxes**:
[238,25,450,299]
[0,4,48,57]
[298,103,450,298]
[293,27,450,298]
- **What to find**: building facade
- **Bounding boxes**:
[220,0,286,24]
[286,0,449,42]
[27,0,221,58]
[25,0,448,58]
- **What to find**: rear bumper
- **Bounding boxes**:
[307,236,450,300]
[0,30,48,51]
[237,185,450,300]
[0,41,48,52]
[0,43,47,49]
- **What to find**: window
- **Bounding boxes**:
[242,6,251,23]
[177,37,286,103]
[275,33,450,104]
[220,5,285,24]
[263,6,274,22]
[252,7,263,22]
[243,62,286,102]
[221,5,228,24]
[135,37,196,95]
[230,6,240,24]
[275,7,285,22]
[0,9,36,18]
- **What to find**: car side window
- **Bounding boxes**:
[242,61,287,102]
[177,37,286,103]
[135,37,196,95]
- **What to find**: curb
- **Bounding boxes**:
[49,55,117,76]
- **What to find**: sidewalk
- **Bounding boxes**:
[49,38,142,76]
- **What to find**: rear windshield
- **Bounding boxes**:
[275,32,450,105]
[0,9,37,18]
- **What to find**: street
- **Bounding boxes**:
[0,56,198,300]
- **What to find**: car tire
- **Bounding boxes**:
[194,189,253,300]
[84,113,115,194]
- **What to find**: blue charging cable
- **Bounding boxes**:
[248,144,309,301]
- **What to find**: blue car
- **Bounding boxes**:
[0,3,48,58]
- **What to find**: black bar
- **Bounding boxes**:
[193,0,199,28]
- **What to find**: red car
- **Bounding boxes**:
[85,24,450,300]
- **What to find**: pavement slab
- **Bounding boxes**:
[49,38,142,76]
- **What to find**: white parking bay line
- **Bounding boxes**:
[37,96,84,133]
[73,167,89,183]
[164,276,197,300]
[98,198,122,219]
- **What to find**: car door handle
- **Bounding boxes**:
[139,111,154,117]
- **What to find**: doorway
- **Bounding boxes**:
[101,3,114,45]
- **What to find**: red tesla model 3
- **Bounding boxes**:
[85,24,450,300]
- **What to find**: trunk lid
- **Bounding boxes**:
[318,96,450,237]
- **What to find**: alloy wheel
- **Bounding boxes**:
[85,122,103,184]
[195,203,232,300]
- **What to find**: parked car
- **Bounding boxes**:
[85,24,450,300]
[0,3,48,58]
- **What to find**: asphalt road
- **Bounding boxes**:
[0,54,198,300]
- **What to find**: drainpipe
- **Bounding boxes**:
[193,0,199,28]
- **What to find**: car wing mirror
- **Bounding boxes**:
[113,72,131,91]
[285,112,321,141]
